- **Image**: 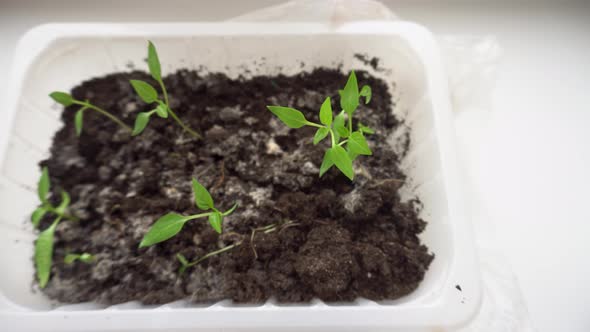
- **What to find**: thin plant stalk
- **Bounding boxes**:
[72,100,132,132]
[192,242,241,266]
[158,79,201,139]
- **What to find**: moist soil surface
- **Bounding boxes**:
[38,68,434,305]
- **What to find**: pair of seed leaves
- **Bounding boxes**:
[36,230,93,289]
[48,42,166,137]
[48,92,88,137]
[64,253,94,264]
[267,71,373,180]
[31,167,71,228]
[33,167,74,288]
[139,179,238,248]
[130,41,170,136]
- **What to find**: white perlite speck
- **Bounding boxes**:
[249,187,272,206]
[342,188,362,213]
[266,137,284,155]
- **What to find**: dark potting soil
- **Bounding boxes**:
[38,68,434,305]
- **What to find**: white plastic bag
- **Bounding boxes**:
[231,1,533,331]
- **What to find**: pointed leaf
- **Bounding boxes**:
[139,212,192,248]
[132,112,152,136]
[148,41,162,81]
[348,147,360,161]
[192,178,214,210]
[222,203,239,216]
[176,253,189,266]
[78,253,94,263]
[49,92,74,106]
[348,131,372,156]
[31,207,47,228]
[208,211,223,234]
[313,127,330,145]
[176,254,189,274]
[319,150,334,177]
[340,71,359,115]
[35,219,59,288]
[74,108,85,136]
[266,106,309,129]
[64,253,80,264]
[358,122,375,134]
[130,80,158,103]
[328,146,354,180]
[155,103,168,118]
[333,111,349,138]
[38,167,50,203]
[64,253,94,264]
[346,150,360,161]
[55,191,71,216]
[360,85,372,104]
[319,97,333,126]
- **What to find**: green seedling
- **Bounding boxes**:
[35,215,60,288]
[176,220,299,274]
[33,167,81,288]
[129,41,201,138]
[49,92,132,136]
[266,71,374,181]
[249,222,295,259]
[176,242,241,274]
[31,167,78,227]
[64,253,95,264]
[139,178,238,248]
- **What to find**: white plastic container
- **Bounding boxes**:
[0,22,481,331]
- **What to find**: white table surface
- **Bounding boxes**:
[1,1,589,331]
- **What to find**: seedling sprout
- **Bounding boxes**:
[267,71,374,180]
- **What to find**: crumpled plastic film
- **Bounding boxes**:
[231,0,398,23]
[230,1,534,331]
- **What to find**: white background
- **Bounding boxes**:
[0,1,589,331]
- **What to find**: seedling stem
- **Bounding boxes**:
[72,100,132,132]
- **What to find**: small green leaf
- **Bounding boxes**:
[74,108,85,136]
[333,111,349,138]
[35,219,59,288]
[155,103,168,118]
[348,131,372,156]
[130,80,158,103]
[31,207,47,228]
[139,212,192,248]
[360,85,372,104]
[64,253,79,264]
[176,253,189,266]
[222,203,239,216]
[132,112,152,136]
[319,150,334,177]
[358,122,375,134]
[328,146,354,180]
[49,92,74,106]
[340,71,359,115]
[192,178,214,210]
[319,97,333,126]
[348,148,360,162]
[54,191,70,216]
[79,253,94,263]
[176,254,190,274]
[313,127,330,145]
[266,106,310,129]
[208,211,223,234]
[38,167,50,203]
[64,253,94,264]
[147,41,162,81]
